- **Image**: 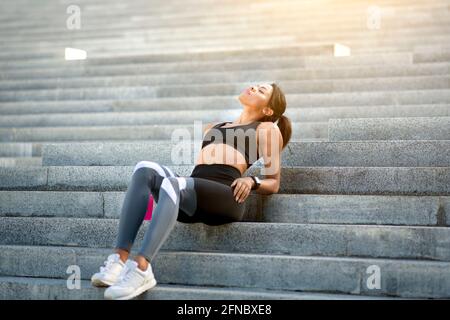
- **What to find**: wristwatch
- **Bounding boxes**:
[250,176,261,190]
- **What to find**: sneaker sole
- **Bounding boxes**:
[107,278,157,300]
[91,278,116,287]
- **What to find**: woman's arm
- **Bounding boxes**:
[254,122,283,194]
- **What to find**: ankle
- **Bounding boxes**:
[115,248,129,263]
[138,264,148,272]
[135,256,149,272]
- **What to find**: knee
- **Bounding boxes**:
[130,162,162,190]
[132,161,165,176]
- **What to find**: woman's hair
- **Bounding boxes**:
[258,82,292,150]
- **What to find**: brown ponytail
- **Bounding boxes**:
[275,114,292,150]
[259,83,292,150]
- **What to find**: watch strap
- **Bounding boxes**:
[250,176,260,190]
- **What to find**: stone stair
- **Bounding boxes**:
[0,0,450,299]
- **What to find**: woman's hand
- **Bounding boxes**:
[231,177,254,203]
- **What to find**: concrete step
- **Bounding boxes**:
[0,111,237,127]
[4,5,449,29]
[0,166,448,195]
[1,33,448,64]
[2,23,448,58]
[5,60,448,92]
[3,140,327,159]
[289,104,450,122]
[0,12,445,47]
[1,0,446,27]
[0,157,41,167]
[285,140,450,167]
[415,51,450,63]
[2,61,448,90]
[0,0,445,35]
[329,116,450,141]
[0,122,326,142]
[1,191,448,226]
[63,39,450,63]
[290,90,450,108]
[0,143,37,156]
[0,52,418,77]
[2,14,448,48]
[1,71,449,94]
[1,245,449,298]
[0,46,431,72]
[1,104,449,127]
[0,90,449,116]
[2,76,448,102]
[262,194,450,226]
[0,8,389,33]
[0,52,418,82]
[40,141,450,167]
[2,217,450,261]
[0,276,388,300]
[0,44,336,71]
[321,34,450,54]
[1,90,449,112]
[0,12,447,46]
[2,11,447,36]
[1,2,443,32]
[0,0,445,26]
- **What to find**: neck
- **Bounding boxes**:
[234,109,260,125]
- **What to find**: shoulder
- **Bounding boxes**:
[256,121,281,135]
[203,122,221,134]
[256,121,283,145]
[257,121,277,129]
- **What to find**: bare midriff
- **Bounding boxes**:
[195,123,261,176]
[195,143,248,176]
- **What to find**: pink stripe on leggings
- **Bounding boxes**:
[144,194,154,220]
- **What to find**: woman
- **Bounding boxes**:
[91,82,292,300]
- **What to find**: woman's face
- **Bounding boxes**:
[238,83,274,111]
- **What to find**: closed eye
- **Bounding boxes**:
[259,85,268,95]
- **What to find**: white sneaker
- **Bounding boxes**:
[91,253,127,287]
[104,260,157,300]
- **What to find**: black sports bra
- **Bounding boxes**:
[201,121,261,168]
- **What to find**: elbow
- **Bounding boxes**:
[272,183,280,194]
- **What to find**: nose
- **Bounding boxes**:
[245,86,256,95]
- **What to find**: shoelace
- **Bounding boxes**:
[117,266,135,285]
[117,265,129,281]
[99,258,115,273]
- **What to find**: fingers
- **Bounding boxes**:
[234,182,250,203]
[234,183,244,200]
[238,187,250,203]
[233,180,244,197]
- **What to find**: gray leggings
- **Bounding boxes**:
[115,161,245,262]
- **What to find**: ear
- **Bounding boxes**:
[262,107,274,117]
